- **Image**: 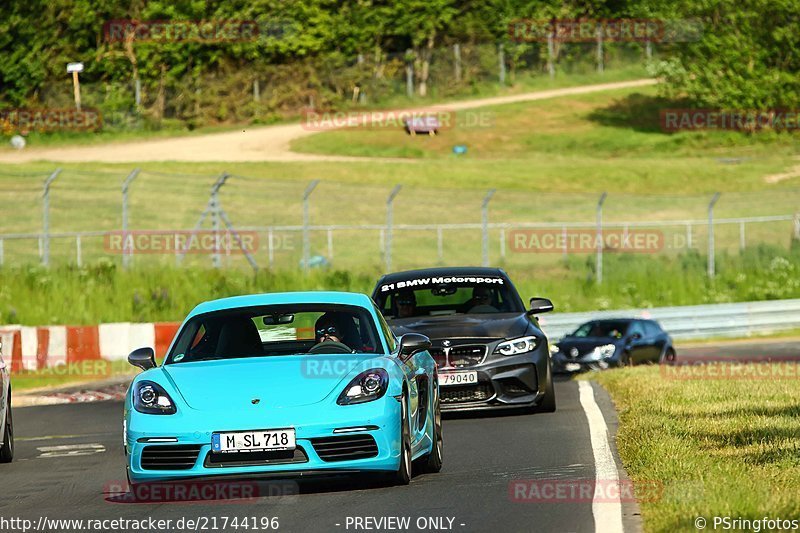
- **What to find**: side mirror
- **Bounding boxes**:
[527,297,554,315]
[398,333,432,360]
[128,347,156,371]
[630,332,642,341]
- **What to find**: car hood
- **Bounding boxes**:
[556,337,623,354]
[161,354,389,411]
[389,312,530,340]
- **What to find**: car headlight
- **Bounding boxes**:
[495,336,538,356]
[337,368,389,405]
[549,343,560,356]
[593,344,616,359]
[133,380,177,414]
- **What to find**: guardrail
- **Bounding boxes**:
[538,298,800,341]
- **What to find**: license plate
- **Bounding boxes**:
[212,428,296,453]
[440,371,478,386]
[565,363,582,372]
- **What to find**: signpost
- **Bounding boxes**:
[66,62,84,112]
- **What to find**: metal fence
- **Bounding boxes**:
[539,298,800,341]
[1,168,799,279]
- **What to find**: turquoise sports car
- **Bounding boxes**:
[124,291,442,487]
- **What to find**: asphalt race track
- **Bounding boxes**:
[3,339,796,533]
[1,377,645,533]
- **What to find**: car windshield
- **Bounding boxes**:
[166,304,381,363]
[375,278,524,318]
[571,321,629,339]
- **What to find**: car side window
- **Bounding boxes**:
[375,307,397,352]
[643,321,661,338]
[628,321,645,339]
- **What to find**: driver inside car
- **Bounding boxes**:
[312,312,360,352]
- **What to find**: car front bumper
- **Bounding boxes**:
[125,397,403,484]
[437,348,549,412]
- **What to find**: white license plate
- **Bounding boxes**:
[440,371,478,386]
[212,428,296,453]
[565,363,582,372]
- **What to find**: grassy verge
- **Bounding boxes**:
[0,244,798,326]
[589,365,800,532]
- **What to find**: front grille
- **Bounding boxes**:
[205,447,308,468]
[311,435,379,462]
[449,345,487,367]
[141,444,202,470]
[441,383,493,404]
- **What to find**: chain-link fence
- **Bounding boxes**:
[1,168,798,280]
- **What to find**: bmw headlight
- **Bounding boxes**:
[495,336,538,356]
[549,343,560,356]
[133,380,177,414]
[337,368,389,405]
[592,344,617,359]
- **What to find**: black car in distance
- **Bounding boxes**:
[550,318,676,374]
[372,267,556,414]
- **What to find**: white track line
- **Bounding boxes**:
[578,380,624,533]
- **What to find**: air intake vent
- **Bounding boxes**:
[141,444,202,470]
[205,447,308,468]
[441,383,493,404]
[311,435,379,462]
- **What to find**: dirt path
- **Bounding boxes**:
[0,79,655,164]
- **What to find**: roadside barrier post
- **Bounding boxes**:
[708,193,721,278]
[121,168,140,269]
[385,185,402,272]
[42,168,62,267]
[596,192,607,284]
[302,180,319,272]
[482,189,496,267]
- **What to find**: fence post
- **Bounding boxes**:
[268,228,274,268]
[739,221,746,251]
[0,239,4,267]
[121,168,140,269]
[42,168,62,267]
[708,193,721,278]
[498,43,506,84]
[686,222,693,250]
[596,23,604,73]
[302,180,319,272]
[76,235,82,267]
[405,49,414,98]
[385,185,402,272]
[437,227,444,264]
[210,173,231,269]
[453,43,462,82]
[500,227,506,260]
[794,213,800,241]
[547,34,555,78]
[596,192,608,284]
[482,189,496,267]
[327,228,334,260]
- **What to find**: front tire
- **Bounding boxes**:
[422,388,443,473]
[532,364,556,413]
[0,396,14,463]
[393,396,412,485]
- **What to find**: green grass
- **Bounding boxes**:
[590,365,800,532]
[0,244,798,326]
